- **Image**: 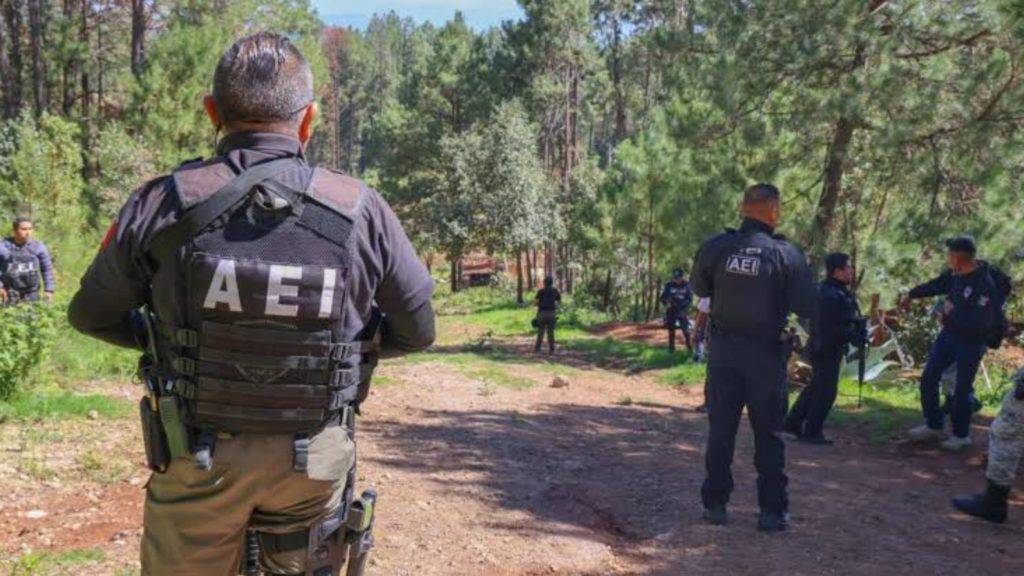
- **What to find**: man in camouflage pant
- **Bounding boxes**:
[952,368,1024,523]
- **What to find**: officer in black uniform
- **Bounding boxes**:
[68,33,434,576]
[785,253,866,445]
[691,183,815,532]
[534,276,561,353]
[660,268,694,353]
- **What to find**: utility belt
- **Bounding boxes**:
[709,325,801,357]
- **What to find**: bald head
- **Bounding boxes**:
[741,183,781,228]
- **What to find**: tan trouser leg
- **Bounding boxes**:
[141,428,354,576]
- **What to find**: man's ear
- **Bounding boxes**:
[203,95,221,129]
[298,102,318,145]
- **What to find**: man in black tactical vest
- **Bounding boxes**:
[69,33,435,576]
[691,183,815,532]
[0,217,56,305]
[785,253,866,445]
[659,268,694,354]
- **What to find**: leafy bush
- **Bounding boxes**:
[895,304,942,364]
[0,303,59,400]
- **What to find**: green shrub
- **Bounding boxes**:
[0,303,59,400]
[896,304,942,363]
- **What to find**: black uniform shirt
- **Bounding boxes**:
[69,132,435,352]
[690,218,814,340]
[660,280,693,315]
[908,261,1005,343]
[811,277,862,355]
[536,287,561,312]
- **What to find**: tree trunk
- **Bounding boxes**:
[602,268,612,311]
[810,116,856,254]
[27,0,46,116]
[130,0,146,77]
[610,11,627,147]
[79,0,94,178]
[516,249,524,305]
[5,0,24,117]
[0,4,12,119]
[60,0,76,115]
[526,248,534,290]
[449,257,459,294]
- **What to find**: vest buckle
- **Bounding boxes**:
[172,357,196,376]
[175,329,199,348]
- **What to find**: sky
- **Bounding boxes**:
[312,0,523,30]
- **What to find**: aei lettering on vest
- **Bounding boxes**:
[202,258,339,318]
[726,254,761,277]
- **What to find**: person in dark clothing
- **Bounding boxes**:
[534,276,561,353]
[691,183,815,532]
[900,236,1010,452]
[0,217,56,305]
[785,253,866,445]
[660,268,694,353]
[67,33,435,575]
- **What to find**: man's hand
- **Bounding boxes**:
[898,294,911,311]
[941,299,954,317]
[0,289,6,305]
[43,291,53,303]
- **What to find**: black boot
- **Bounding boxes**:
[952,480,1009,524]
[703,504,727,525]
[783,419,803,438]
[757,511,790,532]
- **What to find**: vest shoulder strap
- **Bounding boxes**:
[307,167,365,220]
[152,157,303,265]
[171,158,236,210]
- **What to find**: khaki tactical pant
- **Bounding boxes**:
[141,426,356,576]
[988,390,1024,488]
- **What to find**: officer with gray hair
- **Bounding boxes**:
[69,32,435,576]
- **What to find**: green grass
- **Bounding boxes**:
[810,376,1010,444]
[656,361,708,387]
[401,351,537,390]
[559,335,690,373]
[0,388,133,423]
[45,327,138,384]
[6,548,106,576]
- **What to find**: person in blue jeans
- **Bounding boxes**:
[900,237,1010,452]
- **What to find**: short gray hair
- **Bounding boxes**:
[212,32,314,125]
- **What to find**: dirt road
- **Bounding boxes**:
[2,342,1022,575]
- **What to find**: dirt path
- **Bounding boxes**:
[2,343,1022,575]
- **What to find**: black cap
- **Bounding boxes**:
[945,236,977,256]
[825,253,851,275]
[672,268,684,279]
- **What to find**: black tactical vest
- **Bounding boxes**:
[707,228,791,340]
[3,244,40,294]
[149,156,370,435]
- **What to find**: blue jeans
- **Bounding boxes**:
[920,330,986,438]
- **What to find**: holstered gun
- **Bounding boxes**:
[132,308,171,473]
[344,490,378,576]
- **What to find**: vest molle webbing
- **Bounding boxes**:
[150,156,368,435]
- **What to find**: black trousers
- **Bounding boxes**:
[535,311,556,352]
[786,350,843,438]
[702,336,788,514]
[666,313,691,352]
